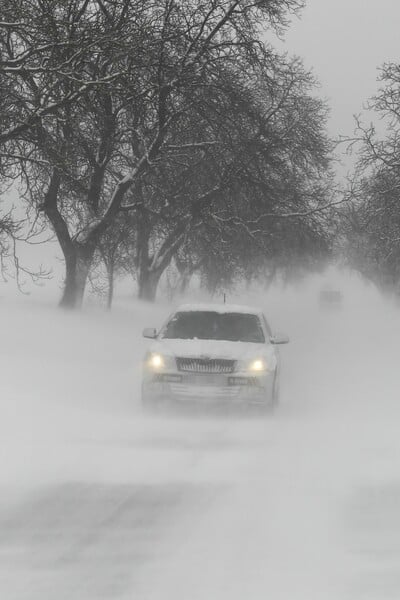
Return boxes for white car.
[141,303,289,411]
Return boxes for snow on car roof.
[175,303,263,315]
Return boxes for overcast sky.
[278,0,400,147]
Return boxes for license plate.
[186,374,225,385]
[228,376,250,386]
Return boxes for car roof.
[174,303,263,316]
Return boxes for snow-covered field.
[1,271,400,599]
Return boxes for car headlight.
[248,358,268,372]
[146,352,165,369]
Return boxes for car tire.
[271,372,280,407]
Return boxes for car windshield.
[161,311,265,343]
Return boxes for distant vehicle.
[141,303,289,411]
[318,289,343,309]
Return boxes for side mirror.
[143,327,157,339]
[270,333,289,345]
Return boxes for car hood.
[148,338,274,361]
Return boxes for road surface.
[1,280,400,599]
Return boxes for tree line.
[343,63,400,296]
[0,0,337,308]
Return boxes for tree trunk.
[138,268,162,302]
[59,244,94,309]
[106,264,114,310]
[178,268,192,295]
[136,217,186,302]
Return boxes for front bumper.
[142,370,274,405]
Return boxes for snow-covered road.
[2,275,400,599]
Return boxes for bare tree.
[108,51,334,301]
[3,0,308,308]
[345,62,400,294]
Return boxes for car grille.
[176,357,235,374]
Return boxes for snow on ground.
[1,270,400,599]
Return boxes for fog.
[1,269,400,599]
